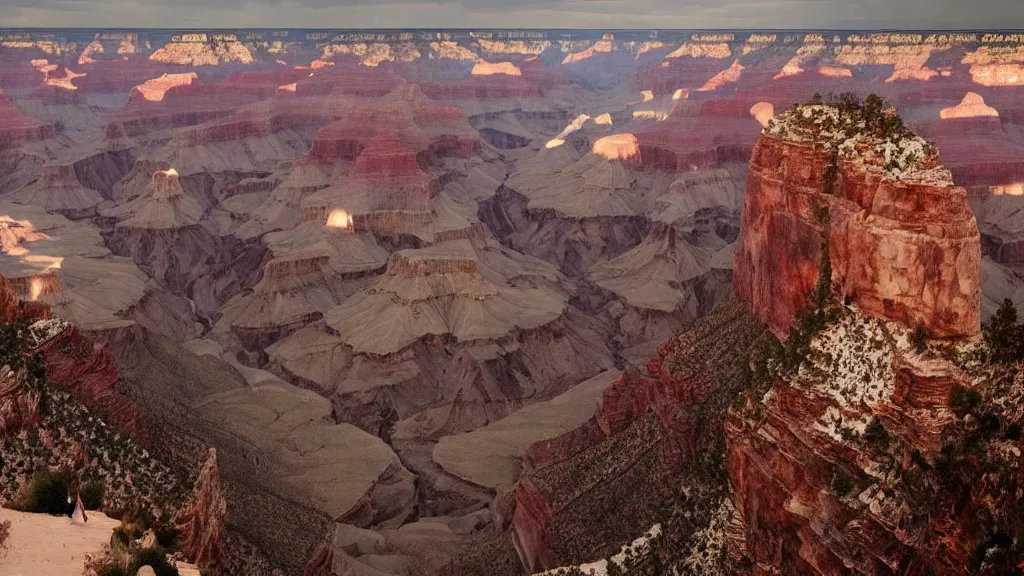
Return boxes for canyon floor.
[1,29,1023,575]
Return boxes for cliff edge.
[734,97,981,340]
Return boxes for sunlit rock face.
[78,32,142,65]
[475,39,550,56]
[561,39,615,64]
[969,63,1024,86]
[818,65,854,78]
[129,72,198,102]
[471,60,522,76]
[320,42,422,67]
[592,133,640,161]
[698,60,744,92]
[149,33,254,66]
[963,44,1024,86]
[940,92,999,119]
[665,41,732,59]
[749,102,775,127]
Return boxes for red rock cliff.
[734,134,981,339]
[0,274,149,444]
[174,447,227,573]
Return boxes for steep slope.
[735,101,981,339]
[727,99,1024,576]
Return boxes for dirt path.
[0,507,119,576]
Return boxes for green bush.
[863,418,889,445]
[910,325,928,354]
[110,527,132,550]
[129,547,180,576]
[949,384,982,419]
[154,523,179,549]
[80,482,105,511]
[24,469,70,515]
[984,299,1024,364]
[94,565,129,576]
[830,470,855,497]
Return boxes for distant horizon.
[3,27,1024,31]
[3,0,1022,31]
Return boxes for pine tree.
[985,298,1023,363]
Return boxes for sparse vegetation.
[85,544,180,576]
[20,468,71,515]
[910,325,928,354]
[0,305,190,521]
[949,383,983,419]
[984,298,1024,364]
[765,92,940,179]
[0,519,10,554]
[830,469,855,497]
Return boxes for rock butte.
[131,72,199,102]
[940,92,999,119]
[749,102,775,127]
[12,163,105,219]
[592,133,640,161]
[735,114,981,339]
[471,60,522,76]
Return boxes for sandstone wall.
[352,210,433,236]
[734,135,981,338]
[386,253,478,276]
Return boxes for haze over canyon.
[0,28,1023,576]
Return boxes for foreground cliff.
[485,97,1023,576]
[734,98,981,340]
[727,98,1024,575]
[0,275,237,575]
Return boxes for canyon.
[0,28,1023,576]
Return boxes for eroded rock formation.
[735,107,982,339]
[174,448,227,573]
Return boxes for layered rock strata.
[735,105,982,339]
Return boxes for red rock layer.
[105,73,283,138]
[0,278,41,437]
[0,276,146,443]
[734,135,982,339]
[635,58,734,94]
[174,447,227,572]
[0,64,45,91]
[633,111,760,171]
[292,65,403,98]
[73,59,170,95]
[302,83,479,195]
[458,304,765,575]
[0,88,55,150]
[36,324,150,444]
[724,352,999,575]
[916,118,1024,188]
[0,364,40,438]
[419,75,542,100]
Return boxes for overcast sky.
[0,0,1022,30]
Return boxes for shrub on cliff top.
[130,547,180,576]
[984,298,1024,364]
[21,468,71,515]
